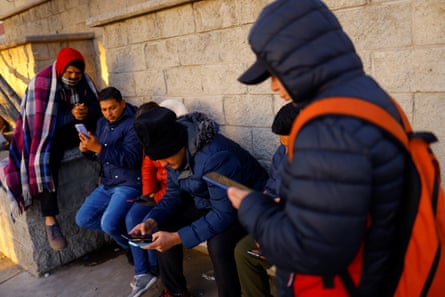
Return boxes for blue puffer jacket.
[94,103,142,188]
[147,112,268,248]
[238,1,406,296]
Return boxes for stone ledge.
[0,32,95,51]
[86,0,198,27]
[0,0,49,21]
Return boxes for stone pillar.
[0,149,107,276]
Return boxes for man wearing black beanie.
[130,107,268,297]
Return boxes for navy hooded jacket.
[146,112,268,248]
[237,1,406,296]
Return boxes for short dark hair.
[98,86,123,102]
[135,101,160,119]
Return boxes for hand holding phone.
[75,123,89,138]
[203,172,252,191]
[247,249,265,259]
[122,234,153,247]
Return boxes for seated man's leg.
[125,201,158,297]
[157,198,204,296]
[38,190,67,250]
[76,184,109,231]
[234,234,273,297]
[101,185,139,249]
[207,219,246,297]
[126,203,157,272]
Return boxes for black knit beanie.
[272,103,301,136]
[133,107,187,160]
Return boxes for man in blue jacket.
[75,86,143,255]
[130,107,268,297]
[228,0,407,296]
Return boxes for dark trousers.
[35,134,65,217]
[158,199,246,297]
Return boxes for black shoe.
[46,223,67,251]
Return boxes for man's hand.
[129,218,158,237]
[140,231,182,252]
[71,103,88,120]
[227,187,251,209]
[79,132,101,154]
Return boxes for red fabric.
[55,48,85,77]
[293,244,364,297]
[141,155,167,203]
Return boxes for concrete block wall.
[92,0,445,169]
[1,0,443,168]
[0,149,106,276]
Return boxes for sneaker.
[46,223,67,251]
[159,288,191,297]
[128,273,158,297]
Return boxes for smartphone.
[247,249,263,258]
[121,234,153,247]
[203,172,252,191]
[75,123,89,138]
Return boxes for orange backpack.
[287,97,445,297]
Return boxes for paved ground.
[0,244,218,297]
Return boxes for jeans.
[75,184,140,249]
[157,199,246,297]
[125,202,158,275]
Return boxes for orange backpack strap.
[288,97,408,161]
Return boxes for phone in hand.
[247,249,264,258]
[121,234,153,247]
[203,172,252,191]
[75,123,89,138]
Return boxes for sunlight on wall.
[0,204,18,264]
[98,42,109,86]
[0,44,36,99]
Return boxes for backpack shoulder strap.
[288,97,409,161]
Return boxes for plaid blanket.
[1,62,96,221]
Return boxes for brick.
[413,1,445,44]
[335,2,411,50]
[156,4,195,38]
[127,14,160,44]
[103,23,129,49]
[324,0,367,10]
[134,69,167,98]
[165,66,204,96]
[224,94,274,127]
[144,40,180,69]
[194,0,238,32]
[177,33,221,65]
[201,64,247,95]
[219,26,252,64]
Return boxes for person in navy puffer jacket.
[228,1,407,297]
[130,107,268,297]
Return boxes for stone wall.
[0,0,444,169]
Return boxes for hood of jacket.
[178,112,219,157]
[244,0,364,103]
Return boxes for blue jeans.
[125,202,158,275]
[75,184,140,249]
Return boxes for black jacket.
[238,0,406,296]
